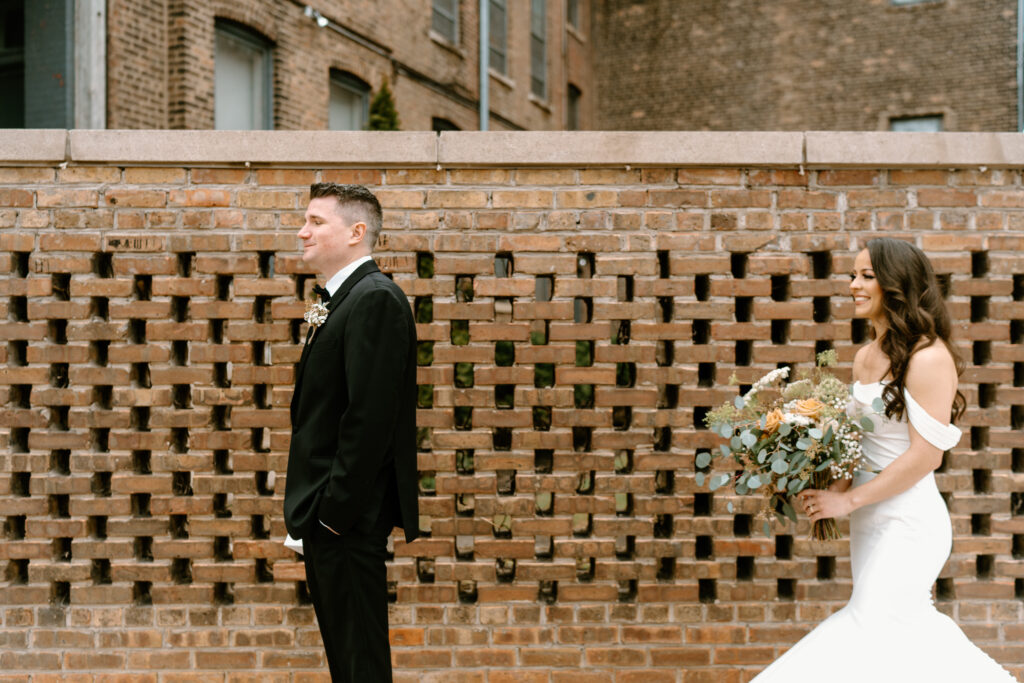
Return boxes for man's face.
[298,197,358,277]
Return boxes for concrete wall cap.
[68,130,438,166]
[438,131,804,166]
[0,130,68,163]
[4,130,1024,168]
[806,132,1024,167]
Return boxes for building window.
[530,0,546,98]
[889,115,942,132]
[890,0,940,4]
[328,71,370,130]
[214,20,273,130]
[489,0,507,74]
[0,0,25,128]
[567,0,580,29]
[432,0,459,44]
[567,83,581,130]
[432,117,460,132]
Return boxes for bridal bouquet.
[696,351,870,540]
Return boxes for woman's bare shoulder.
[906,340,957,390]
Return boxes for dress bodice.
[850,381,962,472]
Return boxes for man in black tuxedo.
[284,183,419,681]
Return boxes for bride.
[752,238,1016,682]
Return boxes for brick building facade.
[4,0,1018,132]
[1,129,1022,679]
[102,0,594,132]
[593,0,1018,132]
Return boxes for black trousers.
[303,523,392,682]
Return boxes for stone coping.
[1,130,1023,167]
[0,129,67,163]
[68,130,438,165]
[436,131,803,166]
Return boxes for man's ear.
[348,222,367,245]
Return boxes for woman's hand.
[797,488,855,522]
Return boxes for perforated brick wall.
[1,131,1023,682]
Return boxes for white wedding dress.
[753,381,1017,682]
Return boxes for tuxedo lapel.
[326,260,379,312]
[291,260,381,413]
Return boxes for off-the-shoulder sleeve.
[904,388,961,451]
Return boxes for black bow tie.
[312,284,331,303]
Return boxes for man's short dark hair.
[309,182,383,248]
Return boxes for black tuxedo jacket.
[284,260,419,544]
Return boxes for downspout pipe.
[479,0,489,131]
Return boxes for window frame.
[530,0,547,100]
[489,0,508,75]
[888,114,943,132]
[566,0,580,30]
[328,70,371,131]
[431,0,459,45]
[214,19,273,130]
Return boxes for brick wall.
[107,0,590,132]
[594,0,1017,132]
[1,130,1023,681]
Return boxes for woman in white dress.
[753,238,1017,682]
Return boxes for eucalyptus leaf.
[709,474,730,491]
[747,474,762,490]
[719,423,734,439]
[695,451,712,469]
[734,395,745,410]
[696,471,706,487]
[781,501,797,523]
[778,423,792,436]
[823,426,834,446]
[730,436,743,451]
[871,397,885,413]
[860,416,875,432]
[789,456,808,474]
[762,520,772,537]
[796,438,812,450]
[727,501,735,513]
[736,482,749,495]
[777,476,788,491]
[757,449,768,464]
[787,478,805,494]
[741,431,757,448]
[815,460,832,472]
[720,445,731,458]
[771,459,789,474]
[808,428,823,439]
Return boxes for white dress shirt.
[324,254,374,298]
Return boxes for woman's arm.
[800,343,957,521]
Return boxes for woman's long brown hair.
[866,238,966,423]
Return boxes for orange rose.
[792,398,825,420]
[763,409,785,434]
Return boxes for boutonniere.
[303,299,329,328]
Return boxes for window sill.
[429,30,465,58]
[529,92,551,113]
[489,69,515,90]
[566,24,586,43]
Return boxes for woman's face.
[850,249,884,323]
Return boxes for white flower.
[782,412,812,427]
[304,301,329,328]
[743,366,790,401]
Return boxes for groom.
[284,183,419,681]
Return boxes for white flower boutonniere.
[303,300,329,328]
